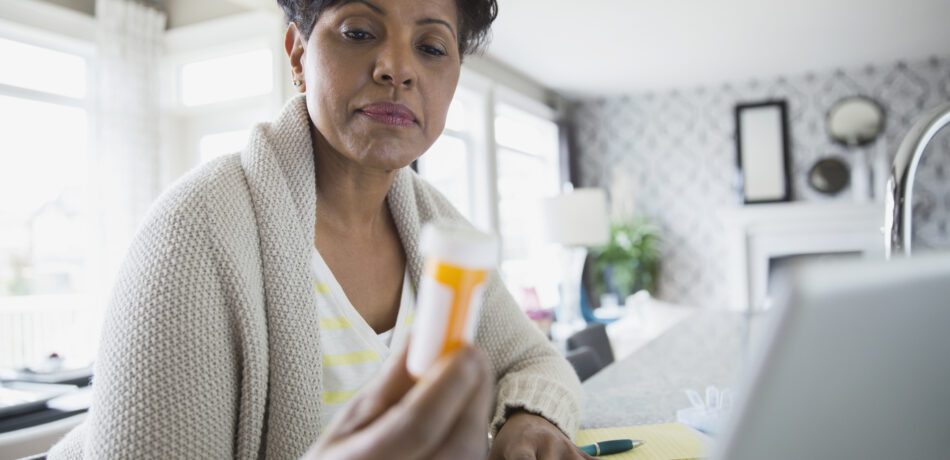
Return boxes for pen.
[579,438,644,456]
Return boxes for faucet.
[884,102,950,259]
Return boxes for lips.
[358,102,418,127]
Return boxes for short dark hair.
[276,0,498,56]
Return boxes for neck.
[311,129,398,237]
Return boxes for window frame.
[420,67,565,308]
[0,4,100,368]
[491,89,563,307]
[417,85,483,222]
[161,11,289,183]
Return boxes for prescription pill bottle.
[407,222,499,378]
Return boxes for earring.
[293,78,303,87]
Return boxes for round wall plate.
[808,157,850,195]
[827,96,886,147]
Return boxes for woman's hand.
[304,343,494,460]
[489,411,594,460]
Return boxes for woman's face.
[286,0,461,171]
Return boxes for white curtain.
[94,0,166,287]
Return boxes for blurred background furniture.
[566,323,615,368]
[565,346,604,382]
[0,362,92,460]
[0,412,85,460]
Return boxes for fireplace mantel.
[720,201,885,312]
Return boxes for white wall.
[571,55,950,309]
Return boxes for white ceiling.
[165,0,275,28]
[484,0,950,97]
[37,0,948,97]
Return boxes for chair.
[565,346,604,382]
[566,323,615,366]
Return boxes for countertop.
[581,310,770,428]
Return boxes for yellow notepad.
[576,423,708,460]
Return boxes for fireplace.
[721,202,884,312]
[765,251,861,309]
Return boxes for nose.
[372,42,416,89]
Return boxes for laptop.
[713,252,950,460]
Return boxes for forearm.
[490,352,582,438]
[475,274,582,439]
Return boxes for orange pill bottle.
[407,222,499,377]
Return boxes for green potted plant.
[589,217,661,301]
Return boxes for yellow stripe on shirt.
[320,317,351,330]
[323,350,380,366]
[313,281,331,294]
[323,390,357,405]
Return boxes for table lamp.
[540,188,609,341]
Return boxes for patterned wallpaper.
[570,56,950,309]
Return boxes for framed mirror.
[827,96,885,146]
[808,157,850,195]
[735,100,792,204]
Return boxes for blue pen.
[579,439,644,456]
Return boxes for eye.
[342,29,374,41]
[417,44,447,57]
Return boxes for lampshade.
[539,188,610,247]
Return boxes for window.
[0,96,89,297]
[0,33,94,368]
[180,48,273,107]
[417,96,476,221]
[417,84,563,309]
[0,37,86,98]
[0,47,90,299]
[494,103,561,307]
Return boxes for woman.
[50,0,586,458]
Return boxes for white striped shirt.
[310,248,414,428]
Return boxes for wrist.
[501,409,561,434]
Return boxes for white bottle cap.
[420,221,499,269]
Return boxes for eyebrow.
[416,18,456,37]
[341,0,384,15]
[340,0,457,37]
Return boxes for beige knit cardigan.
[49,95,581,459]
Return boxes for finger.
[488,437,534,460]
[427,349,494,460]
[327,340,415,436]
[493,446,534,460]
[538,438,583,460]
[575,441,597,460]
[533,437,565,460]
[536,438,557,460]
[492,429,583,460]
[371,346,485,458]
[554,438,595,460]
[361,345,488,458]
[542,433,591,460]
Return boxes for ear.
[284,23,306,91]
